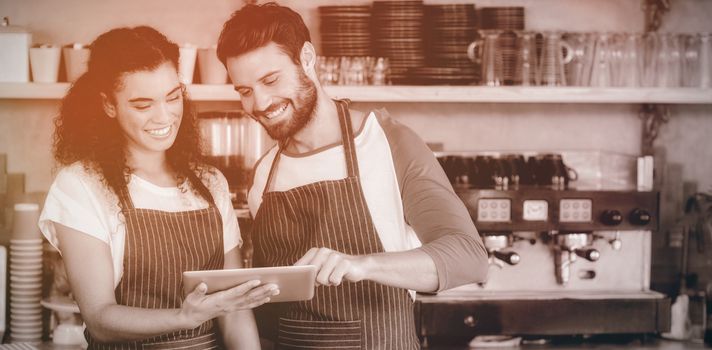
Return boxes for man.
[216,3,488,348]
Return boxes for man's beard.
[261,70,317,142]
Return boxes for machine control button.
[559,199,592,222]
[629,208,652,226]
[477,199,511,222]
[600,209,623,226]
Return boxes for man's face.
[225,42,317,141]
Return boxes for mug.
[535,154,578,189]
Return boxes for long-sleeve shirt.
[248,108,487,291]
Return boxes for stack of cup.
[29,44,61,83]
[9,203,43,344]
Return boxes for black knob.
[574,248,600,262]
[600,209,623,226]
[493,251,520,265]
[629,208,652,226]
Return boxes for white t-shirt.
[249,111,421,253]
[39,162,241,288]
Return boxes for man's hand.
[293,247,368,286]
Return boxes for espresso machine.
[415,151,669,346]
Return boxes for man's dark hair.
[217,2,311,66]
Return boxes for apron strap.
[262,143,284,196]
[335,99,359,178]
[118,186,135,211]
[187,170,218,208]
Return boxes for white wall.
[0,0,710,193]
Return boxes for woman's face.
[106,61,183,157]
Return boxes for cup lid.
[31,43,59,48]
[64,43,88,49]
[14,203,39,211]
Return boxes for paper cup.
[179,46,197,84]
[30,46,61,83]
[11,203,41,240]
[198,47,227,84]
[63,44,90,82]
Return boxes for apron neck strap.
[335,99,359,178]
[118,185,135,211]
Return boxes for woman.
[38,26,278,349]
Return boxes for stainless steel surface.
[198,110,273,205]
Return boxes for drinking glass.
[589,33,614,87]
[563,32,596,86]
[656,33,683,87]
[619,33,644,87]
[515,31,539,86]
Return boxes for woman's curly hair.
[53,26,213,207]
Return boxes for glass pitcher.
[468,30,504,86]
[538,31,573,86]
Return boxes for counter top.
[424,336,709,350]
[8,336,709,349]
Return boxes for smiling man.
[217,3,488,349]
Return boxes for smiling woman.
[104,62,184,161]
[37,26,279,349]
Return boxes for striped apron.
[86,174,225,350]
[251,100,420,349]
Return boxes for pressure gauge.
[522,200,548,221]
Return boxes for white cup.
[12,203,40,240]
[29,45,61,83]
[53,324,87,346]
[178,45,198,84]
[62,44,90,82]
[198,47,227,84]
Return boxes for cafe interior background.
[0,0,711,347]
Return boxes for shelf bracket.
[639,104,670,156]
[642,0,671,32]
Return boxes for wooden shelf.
[1,83,711,104]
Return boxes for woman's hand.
[179,280,279,329]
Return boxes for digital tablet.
[183,265,317,303]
